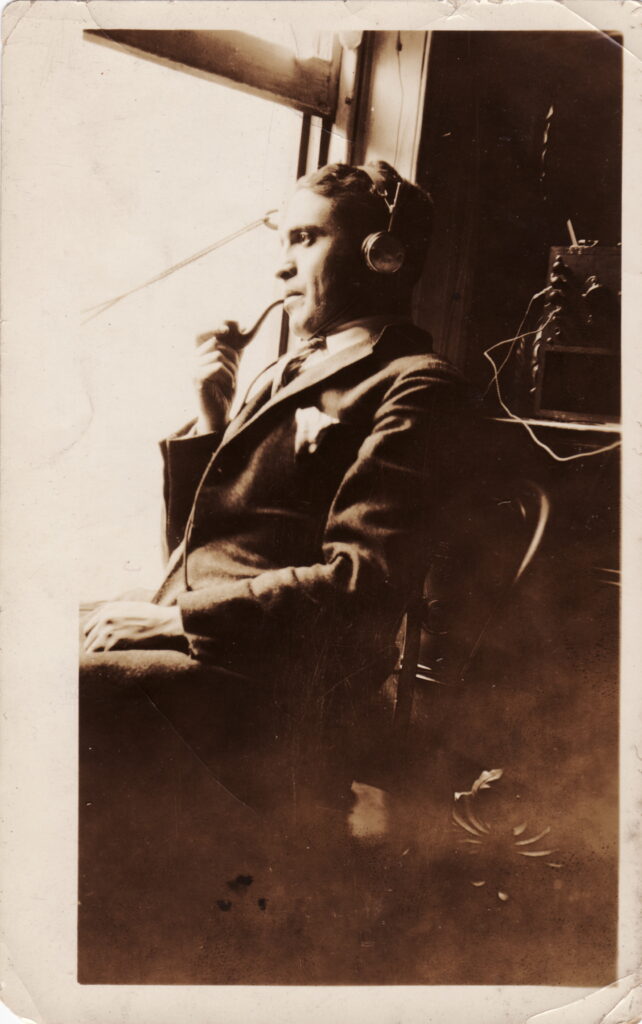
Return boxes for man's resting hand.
[193,323,243,434]
[82,601,183,653]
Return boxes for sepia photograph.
[1,2,640,1022]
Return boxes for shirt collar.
[324,314,413,355]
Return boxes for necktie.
[274,336,327,393]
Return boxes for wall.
[352,30,429,180]
[414,31,622,391]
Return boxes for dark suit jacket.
[154,322,473,705]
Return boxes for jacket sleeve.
[159,423,222,558]
[175,366,474,655]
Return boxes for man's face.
[276,188,367,339]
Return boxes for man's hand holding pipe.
[193,321,243,434]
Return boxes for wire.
[81,213,278,325]
[483,319,621,463]
[481,287,550,398]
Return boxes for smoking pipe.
[224,299,284,352]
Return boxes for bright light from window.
[65,39,302,597]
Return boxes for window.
[74,36,304,597]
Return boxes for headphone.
[361,176,406,275]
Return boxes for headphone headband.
[360,168,403,227]
[377,180,402,232]
[360,168,406,275]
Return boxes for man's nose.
[276,257,296,282]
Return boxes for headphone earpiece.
[361,231,405,274]
[361,177,406,275]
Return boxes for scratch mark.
[526,972,641,1023]
[137,686,261,819]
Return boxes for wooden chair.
[392,477,551,733]
[345,476,550,839]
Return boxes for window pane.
[72,42,302,597]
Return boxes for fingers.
[103,631,119,653]
[194,334,239,382]
[192,325,242,434]
[82,604,109,639]
[82,602,121,653]
[83,614,114,652]
[195,349,238,378]
[81,602,176,654]
[85,631,118,654]
[83,622,115,653]
[194,369,236,410]
[83,625,100,651]
[83,614,98,637]
[194,356,236,393]
[196,321,245,354]
[193,350,239,415]
[195,339,242,366]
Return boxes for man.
[80,161,473,804]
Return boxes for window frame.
[84,29,343,120]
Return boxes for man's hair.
[297,161,434,285]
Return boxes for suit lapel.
[221,335,376,448]
[227,375,275,435]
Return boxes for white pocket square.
[294,406,340,455]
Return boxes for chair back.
[393,478,550,733]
